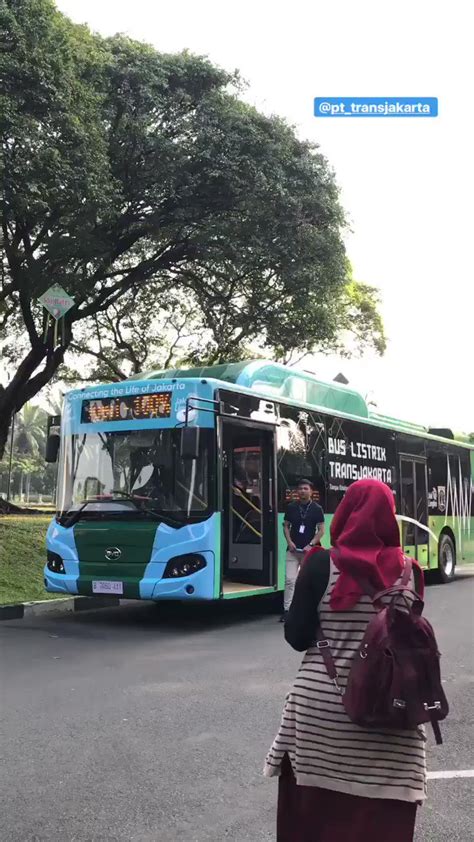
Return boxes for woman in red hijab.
[264,479,426,842]
[330,478,424,609]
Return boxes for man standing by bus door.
[281,479,325,621]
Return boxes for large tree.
[0,0,385,459]
[62,269,385,384]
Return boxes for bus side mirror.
[46,414,61,463]
[45,434,60,463]
[180,427,200,460]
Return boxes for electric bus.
[44,360,474,601]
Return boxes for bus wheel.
[436,533,456,583]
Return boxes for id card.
[299,524,305,534]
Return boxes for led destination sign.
[81,391,172,423]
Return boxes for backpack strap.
[357,577,384,611]
[364,557,414,611]
[314,626,343,694]
[401,556,413,586]
[315,558,413,691]
[430,717,443,745]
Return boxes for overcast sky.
[55,0,473,431]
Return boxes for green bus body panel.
[126,360,252,384]
[74,521,158,598]
[222,587,276,600]
[213,512,222,599]
[276,513,286,591]
[276,513,471,576]
[429,516,474,564]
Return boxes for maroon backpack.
[316,558,449,744]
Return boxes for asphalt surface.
[0,574,473,842]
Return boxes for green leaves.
[0,0,385,458]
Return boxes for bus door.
[399,456,429,567]
[221,421,276,590]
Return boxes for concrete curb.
[0,595,121,622]
[2,565,473,622]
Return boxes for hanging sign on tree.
[38,284,75,319]
[38,284,75,348]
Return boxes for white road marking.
[428,770,474,780]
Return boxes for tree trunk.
[0,409,11,464]
[0,338,68,460]
[0,496,54,514]
[0,497,24,514]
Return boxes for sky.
[54,0,473,431]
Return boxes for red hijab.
[329,479,420,611]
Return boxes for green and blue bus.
[44,360,474,601]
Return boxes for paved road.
[1,574,473,842]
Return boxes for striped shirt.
[264,556,427,803]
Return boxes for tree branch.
[31,209,61,252]
[69,342,126,381]
[72,241,194,321]
[15,346,67,408]
[0,281,15,302]
[18,289,41,347]
[163,317,193,368]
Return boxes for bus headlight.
[163,554,206,578]
[47,551,65,574]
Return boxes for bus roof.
[128,360,368,417]
[127,359,472,446]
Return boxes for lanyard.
[299,502,312,522]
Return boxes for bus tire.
[435,533,456,583]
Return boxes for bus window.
[231,446,262,545]
[400,459,416,546]
[56,429,213,522]
[400,457,429,562]
[415,461,428,545]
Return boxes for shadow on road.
[3,573,471,639]
[1,591,284,639]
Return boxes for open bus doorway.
[221,421,276,594]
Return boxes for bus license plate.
[92,581,123,595]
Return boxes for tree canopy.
[63,268,385,385]
[0,0,385,458]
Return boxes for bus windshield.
[57,428,212,522]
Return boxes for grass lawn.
[0,514,63,605]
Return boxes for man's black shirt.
[284,500,325,550]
